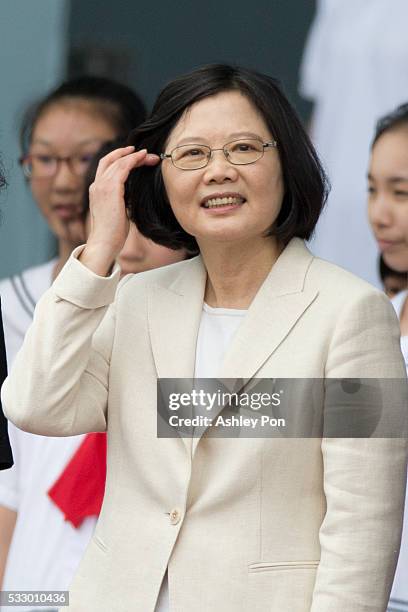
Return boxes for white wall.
[0,0,69,278]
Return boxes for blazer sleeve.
[0,300,13,469]
[311,289,408,612]
[1,247,122,436]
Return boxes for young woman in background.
[368,102,408,611]
[0,76,149,603]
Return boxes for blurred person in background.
[300,0,408,287]
[378,254,407,299]
[368,103,408,611]
[0,160,13,472]
[0,76,148,605]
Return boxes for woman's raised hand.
[79,146,160,276]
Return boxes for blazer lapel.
[191,238,318,456]
[221,238,318,380]
[148,256,206,379]
[148,256,206,453]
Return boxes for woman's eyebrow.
[367,173,408,184]
[31,137,104,147]
[387,176,408,184]
[175,131,264,147]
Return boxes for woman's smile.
[201,191,246,212]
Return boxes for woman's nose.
[52,160,82,191]
[202,150,239,184]
[369,192,393,228]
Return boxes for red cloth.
[47,432,107,528]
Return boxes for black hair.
[20,76,147,154]
[125,64,329,252]
[372,103,408,148]
[379,254,408,283]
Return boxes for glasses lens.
[226,139,264,165]
[71,153,96,176]
[27,154,57,178]
[172,144,210,169]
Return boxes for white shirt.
[194,302,247,377]
[155,303,247,612]
[0,260,94,611]
[390,290,408,609]
[300,0,408,286]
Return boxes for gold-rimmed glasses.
[160,138,277,170]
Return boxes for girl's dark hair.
[125,63,329,252]
[20,76,147,154]
[372,103,408,148]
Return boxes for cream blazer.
[2,238,407,612]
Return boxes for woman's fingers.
[84,147,161,272]
[95,145,135,175]
[144,153,161,165]
[97,149,160,180]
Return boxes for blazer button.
[169,508,181,525]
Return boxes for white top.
[390,290,408,609]
[155,303,247,612]
[0,260,93,611]
[194,302,248,377]
[300,0,408,286]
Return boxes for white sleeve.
[311,289,408,611]
[1,246,122,437]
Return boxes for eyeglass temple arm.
[264,140,277,148]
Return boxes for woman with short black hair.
[3,64,407,612]
[127,64,327,252]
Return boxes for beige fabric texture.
[2,238,407,612]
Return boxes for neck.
[200,236,284,309]
[52,238,79,280]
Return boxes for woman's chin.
[383,251,408,274]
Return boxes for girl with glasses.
[2,64,407,612]
[0,77,148,603]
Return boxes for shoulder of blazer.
[116,255,206,301]
[306,254,385,303]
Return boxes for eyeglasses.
[160,138,278,170]
[19,152,96,179]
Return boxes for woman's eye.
[182,148,205,158]
[36,155,54,165]
[234,143,255,152]
[367,186,376,195]
[79,154,95,164]
[394,190,408,198]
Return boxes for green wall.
[0,0,69,279]
[68,0,315,118]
